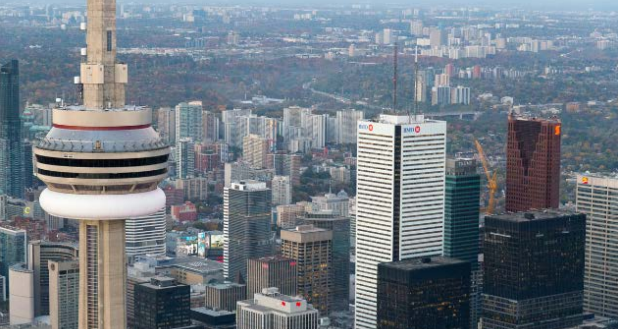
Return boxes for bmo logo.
[359,123,374,131]
[403,126,422,134]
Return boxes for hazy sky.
[18,0,618,11]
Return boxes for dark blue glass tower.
[0,60,24,198]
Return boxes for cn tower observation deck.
[33,0,169,327]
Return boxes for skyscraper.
[575,174,618,319]
[271,175,292,206]
[506,115,561,212]
[0,225,27,291]
[482,211,585,329]
[281,225,333,315]
[247,256,298,298]
[444,158,480,266]
[0,60,24,198]
[49,260,79,329]
[377,257,471,329]
[125,208,166,262]
[355,115,447,329]
[243,134,269,169]
[28,241,78,317]
[33,0,170,327]
[336,109,364,145]
[444,158,481,328]
[300,212,351,312]
[176,137,196,179]
[236,288,319,329]
[133,277,192,329]
[224,181,273,281]
[175,101,203,145]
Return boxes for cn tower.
[33,0,169,327]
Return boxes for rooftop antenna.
[392,43,398,113]
[413,45,420,118]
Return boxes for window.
[107,31,112,52]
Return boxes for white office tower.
[354,114,447,329]
[576,174,618,319]
[236,287,319,329]
[32,0,170,327]
[271,176,292,206]
[125,208,166,262]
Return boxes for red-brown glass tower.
[506,115,561,212]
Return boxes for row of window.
[36,154,169,168]
[38,168,167,179]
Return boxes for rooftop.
[379,256,468,271]
[173,259,224,274]
[487,209,582,223]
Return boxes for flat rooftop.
[379,256,468,271]
[487,210,581,223]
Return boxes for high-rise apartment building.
[133,277,192,329]
[482,211,585,329]
[575,174,618,319]
[222,108,252,148]
[355,115,447,329]
[267,152,301,185]
[125,208,166,262]
[0,60,24,198]
[275,203,307,229]
[236,288,319,329]
[0,225,27,291]
[506,115,561,212]
[336,109,364,145]
[243,134,269,169]
[28,241,78,317]
[247,256,298,298]
[271,175,292,206]
[377,257,471,329]
[224,181,274,281]
[9,263,34,325]
[176,137,196,179]
[49,260,79,329]
[33,0,170,327]
[300,212,351,312]
[175,101,203,145]
[156,107,176,145]
[310,190,350,217]
[202,110,220,143]
[281,225,333,315]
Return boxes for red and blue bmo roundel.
[415,125,421,133]
[368,124,374,131]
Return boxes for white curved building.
[126,208,167,261]
[32,0,169,327]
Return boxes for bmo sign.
[403,126,422,134]
[358,123,374,132]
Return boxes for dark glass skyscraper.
[444,158,481,329]
[482,211,585,329]
[377,257,471,329]
[133,277,192,329]
[0,60,24,198]
[444,158,480,266]
[506,115,561,212]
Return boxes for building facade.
[133,277,192,329]
[271,175,292,206]
[236,288,319,329]
[126,208,167,262]
[247,256,298,298]
[482,211,585,329]
[575,174,618,319]
[243,134,269,169]
[506,115,561,212]
[0,60,24,198]
[223,181,274,281]
[205,282,246,312]
[300,212,351,312]
[28,241,78,317]
[48,260,79,329]
[281,225,333,315]
[355,115,447,329]
[377,257,471,329]
[0,225,27,291]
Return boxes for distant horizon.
[10,0,618,11]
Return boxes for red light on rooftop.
[281,302,286,306]
[296,302,302,307]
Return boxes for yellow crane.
[475,140,498,215]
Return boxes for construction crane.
[475,139,498,215]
